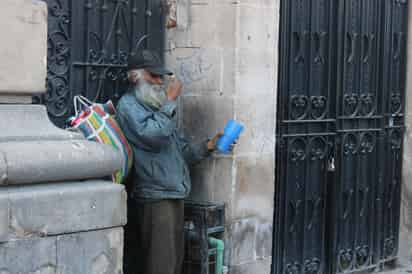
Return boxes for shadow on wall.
[401,126,412,263]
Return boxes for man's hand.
[207,132,224,151]
[167,77,183,101]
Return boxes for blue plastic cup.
[217,120,244,153]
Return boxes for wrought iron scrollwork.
[289,200,303,233]
[393,32,404,61]
[290,95,309,120]
[290,138,307,162]
[89,32,104,63]
[359,93,375,116]
[359,133,375,154]
[44,0,71,118]
[355,245,370,267]
[388,175,400,211]
[342,93,375,117]
[358,187,370,217]
[390,129,402,151]
[342,189,354,220]
[390,93,402,114]
[343,94,359,116]
[338,249,353,271]
[347,32,358,64]
[311,96,327,119]
[290,95,328,120]
[309,137,328,161]
[383,237,396,257]
[313,31,327,64]
[285,261,301,274]
[307,197,322,231]
[343,133,358,155]
[48,32,70,75]
[45,76,70,117]
[293,31,308,64]
[304,258,321,274]
[362,33,375,64]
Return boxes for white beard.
[133,78,168,110]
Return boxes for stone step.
[0,227,123,274]
[0,180,127,242]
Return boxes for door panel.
[380,0,408,263]
[274,0,409,273]
[331,0,382,272]
[274,0,335,273]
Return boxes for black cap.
[127,50,173,76]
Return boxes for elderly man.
[116,50,221,274]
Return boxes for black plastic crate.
[184,200,225,234]
[183,201,225,274]
[184,248,217,274]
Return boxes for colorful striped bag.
[71,96,133,184]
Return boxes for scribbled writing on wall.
[175,49,214,86]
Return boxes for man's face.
[128,68,168,109]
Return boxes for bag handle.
[73,95,93,115]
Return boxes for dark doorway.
[39,0,166,128]
[273,0,408,273]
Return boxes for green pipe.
[209,237,224,274]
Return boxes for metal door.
[39,0,166,127]
[273,0,408,273]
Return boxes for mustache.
[133,78,168,109]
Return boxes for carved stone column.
[0,1,126,273]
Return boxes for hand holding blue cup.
[217,120,244,153]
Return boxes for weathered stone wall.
[165,0,279,273]
[0,182,127,274]
[399,0,412,266]
[0,1,127,273]
[0,0,47,101]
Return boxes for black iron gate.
[39,0,165,127]
[273,0,408,273]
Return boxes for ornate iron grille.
[273,0,408,273]
[39,0,165,127]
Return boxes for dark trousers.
[125,199,185,274]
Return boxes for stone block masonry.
[4,181,126,239]
[165,0,280,273]
[0,181,126,274]
[0,1,127,273]
[56,228,124,274]
[0,0,47,99]
[0,228,123,274]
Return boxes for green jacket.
[116,92,210,200]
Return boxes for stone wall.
[399,0,412,266]
[0,0,47,102]
[165,0,279,273]
[0,182,127,274]
[0,1,127,273]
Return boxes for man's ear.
[128,70,140,84]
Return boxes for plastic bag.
[71,95,133,184]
